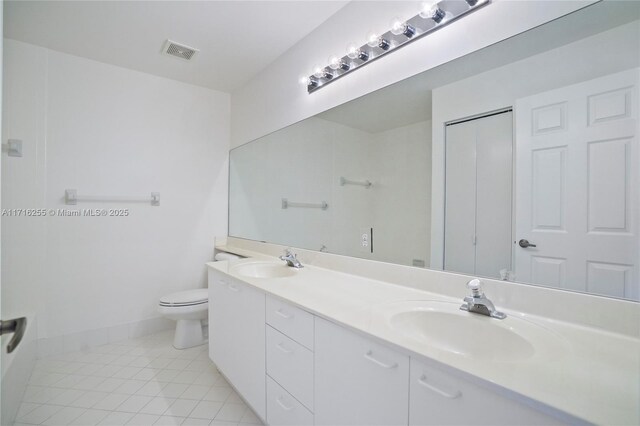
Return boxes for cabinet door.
[209,269,266,420]
[314,317,409,426]
[409,358,563,425]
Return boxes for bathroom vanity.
[207,248,639,426]
[210,2,640,425]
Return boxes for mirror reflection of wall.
[230,115,432,267]
[229,1,640,302]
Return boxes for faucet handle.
[466,278,483,296]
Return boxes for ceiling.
[4,1,348,93]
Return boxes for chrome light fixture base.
[304,0,489,93]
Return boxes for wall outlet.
[359,227,373,254]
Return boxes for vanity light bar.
[302,0,489,94]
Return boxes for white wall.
[1,9,39,425]
[229,117,374,257]
[229,117,431,266]
[2,39,230,349]
[429,20,640,268]
[371,120,431,267]
[230,0,595,149]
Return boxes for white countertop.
[208,255,640,425]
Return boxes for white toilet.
[159,252,242,349]
[158,289,209,349]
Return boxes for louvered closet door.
[514,69,639,300]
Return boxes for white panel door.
[515,69,639,300]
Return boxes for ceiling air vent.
[162,40,199,61]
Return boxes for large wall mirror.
[229,1,640,302]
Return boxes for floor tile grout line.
[15,332,258,426]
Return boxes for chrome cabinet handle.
[275,309,293,319]
[0,317,27,354]
[276,343,293,354]
[219,280,240,292]
[518,239,537,248]
[418,375,462,399]
[276,396,293,411]
[364,350,398,369]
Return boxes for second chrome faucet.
[460,279,506,319]
[279,249,304,269]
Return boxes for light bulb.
[419,1,446,23]
[346,43,368,61]
[328,56,341,70]
[313,65,333,80]
[328,55,349,71]
[300,76,318,88]
[367,32,379,48]
[390,17,415,38]
[390,18,405,35]
[346,43,359,59]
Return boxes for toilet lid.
[160,289,208,306]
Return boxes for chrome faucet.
[279,249,303,269]
[459,279,506,319]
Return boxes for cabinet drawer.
[267,376,314,426]
[266,326,314,410]
[266,296,314,350]
[409,358,563,425]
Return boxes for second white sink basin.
[378,301,566,363]
[232,261,297,279]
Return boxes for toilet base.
[173,319,205,349]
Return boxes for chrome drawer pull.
[275,309,293,319]
[276,396,293,411]
[276,343,293,354]
[364,350,398,369]
[418,375,462,399]
[227,283,240,292]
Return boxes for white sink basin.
[379,301,565,362]
[232,261,297,279]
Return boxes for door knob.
[518,239,537,248]
[0,317,27,353]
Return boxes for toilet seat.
[159,289,208,307]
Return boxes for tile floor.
[12,331,263,426]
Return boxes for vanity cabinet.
[409,358,562,426]
[209,268,570,426]
[266,326,314,410]
[208,270,266,420]
[314,317,410,426]
[264,296,315,425]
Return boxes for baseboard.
[37,317,174,359]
